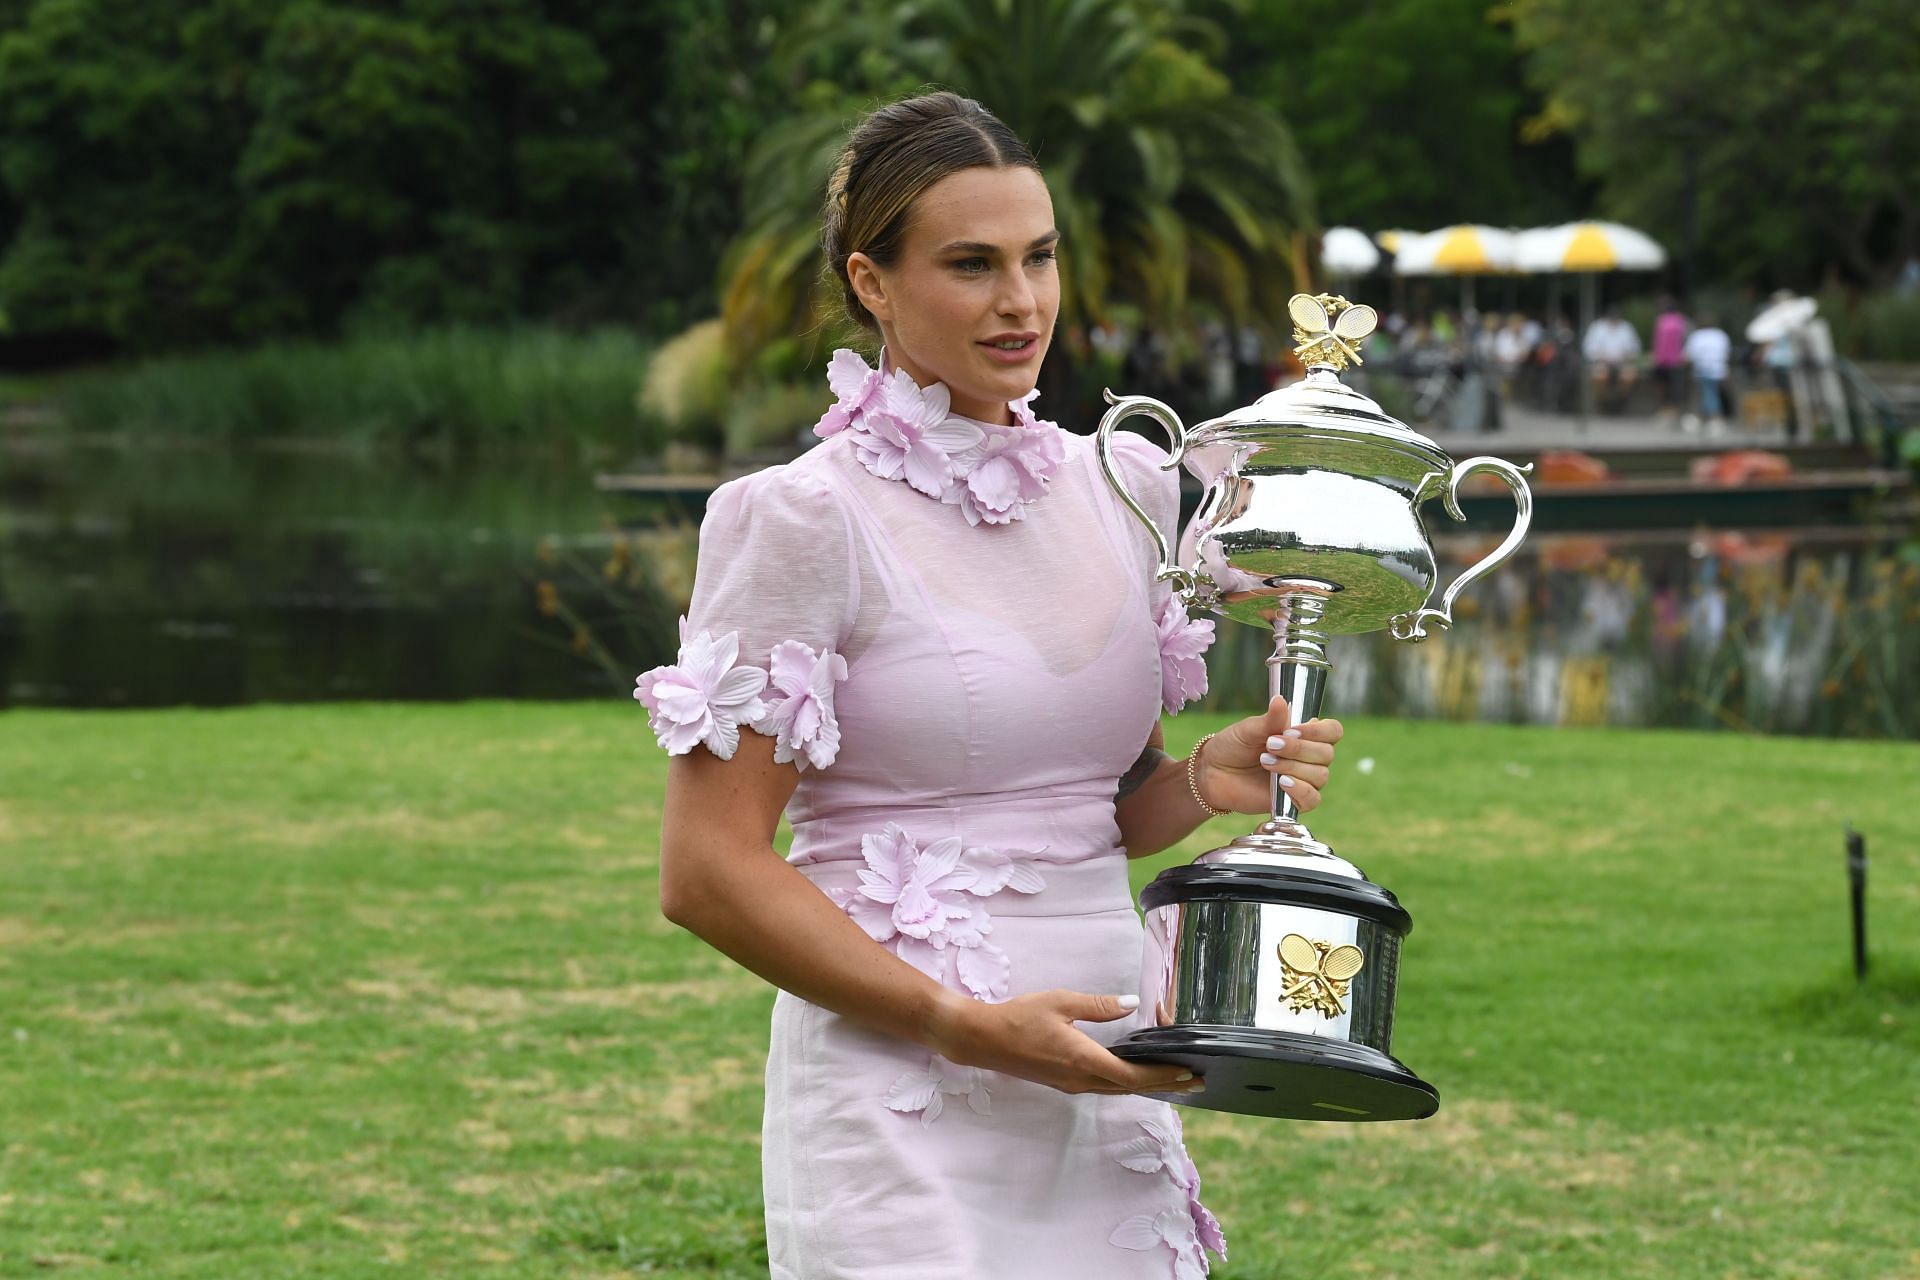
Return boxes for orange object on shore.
[1533,450,1614,486]
[1705,532,1792,565]
[1688,450,1794,486]
[1541,535,1613,571]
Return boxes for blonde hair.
[821,91,1041,332]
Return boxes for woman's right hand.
[926,988,1204,1097]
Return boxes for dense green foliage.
[0,1,781,351]
[1226,0,1590,233]
[722,0,1315,367]
[52,326,657,454]
[0,0,1913,360]
[1509,0,1920,289]
[1,702,1915,1274]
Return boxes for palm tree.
[718,0,1317,416]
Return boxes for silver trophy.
[1099,293,1533,1122]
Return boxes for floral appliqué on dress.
[823,822,1044,1001]
[1109,1111,1228,1277]
[882,1053,993,1128]
[813,348,1066,524]
[633,617,847,770]
[821,821,1047,1125]
[1155,595,1216,714]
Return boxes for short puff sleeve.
[1106,431,1215,715]
[634,465,854,768]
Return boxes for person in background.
[1582,306,1642,413]
[1472,310,1501,364]
[1765,329,1799,442]
[1682,311,1732,437]
[1650,296,1690,429]
[1536,313,1578,413]
[1492,313,1533,404]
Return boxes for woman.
[637,91,1343,1278]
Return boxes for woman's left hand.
[1195,695,1343,816]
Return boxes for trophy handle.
[1097,388,1199,603]
[1389,457,1534,642]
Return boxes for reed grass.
[48,326,660,457]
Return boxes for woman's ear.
[846,252,892,325]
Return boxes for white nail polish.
[1279,775,1296,788]
[1265,735,1285,751]
[1259,752,1278,766]
[1116,993,1140,1010]
[1282,728,1302,739]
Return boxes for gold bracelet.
[1186,732,1229,819]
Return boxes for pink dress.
[636,349,1224,1279]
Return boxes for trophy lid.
[1188,294,1449,471]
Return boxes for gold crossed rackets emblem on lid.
[1289,292,1377,373]
[1278,933,1366,1018]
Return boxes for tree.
[1223,0,1590,233]
[718,0,1317,406]
[0,0,795,352]
[1509,0,1920,288]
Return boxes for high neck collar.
[812,346,1067,527]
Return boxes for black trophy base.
[1110,1025,1438,1122]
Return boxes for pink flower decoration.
[1108,1208,1209,1280]
[1155,595,1216,714]
[633,617,770,759]
[1187,1176,1226,1259]
[753,639,848,771]
[813,349,885,439]
[883,1053,992,1126]
[852,370,985,499]
[1114,1113,1228,1265]
[957,844,1048,896]
[824,823,1044,1000]
[1115,1116,1188,1177]
[813,347,1069,521]
[942,413,1068,526]
[1168,1109,1228,1259]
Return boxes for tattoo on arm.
[1115,745,1170,802]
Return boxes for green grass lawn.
[2,703,1916,1278]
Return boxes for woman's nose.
[996,269,1036,318]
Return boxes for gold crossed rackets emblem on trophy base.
[1278,933,1366,1018]
[1289,292,1378,373]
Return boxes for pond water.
[0,440,650,708]
[1205,528,1918,739]
[3,439,1914,737]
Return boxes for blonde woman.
[638,91,1343,1278]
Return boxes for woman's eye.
[952,251,1055,274]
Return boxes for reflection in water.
[0,440,681,707]
[6,438,1915,735]
[1207,532,1919,739]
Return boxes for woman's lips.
[978,338,1038,365]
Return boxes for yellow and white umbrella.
[1512,221,1665,273]
[1510,222,1667,430]
[1375,229,1415,256]
[1320,226,1381,276]
[1393,224,1517,277]
[1393,224,1516,312]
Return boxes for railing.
[1835,358,1915,468]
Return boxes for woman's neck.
[878,345,1013,427]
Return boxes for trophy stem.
[1263,593,1333,826]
